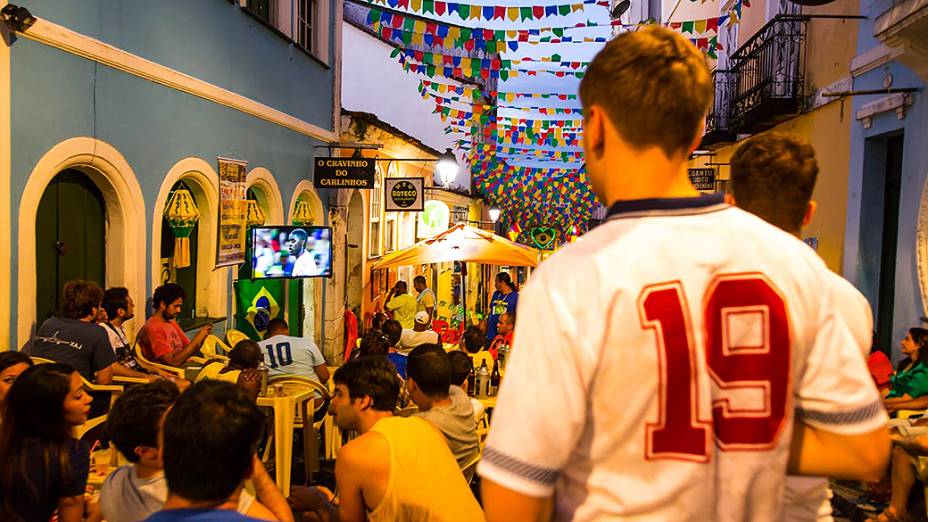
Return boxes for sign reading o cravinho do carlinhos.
[313,157,375,188]
[385,178,424,212]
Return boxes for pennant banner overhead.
[364,0,608,22]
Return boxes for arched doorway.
[346,191,364,315]
[160,180,200,319]
[291,188,324,346]
[35,169,106,322]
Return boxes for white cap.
[415,311,430,325]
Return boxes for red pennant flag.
[398,0,408,7]
[484,29,494,39]
[493,6,505,19]
[435,1,446,14]
[533,5,544,17]
[413,50,424,61]
[426,22,438,34]
[697,37,708,49]
[491,58,501,69]
[464,39,475,51]
[670,21,682,29]
[443,54,453,65]
[453,67,463,76]
[706,17,719,32]
[556,71,566,77]
[480,69,490,80]
[391,15,403,28]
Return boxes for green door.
[35,169,106,322]
[160,213,198,320]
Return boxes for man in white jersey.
[259,319,329,396]
[478,27,890,522]
[288,228,319,277]
[728,132,874,522]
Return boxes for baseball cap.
[415,311,430,325]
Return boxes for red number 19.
[639,274,790,460]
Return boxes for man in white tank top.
[727,132,875,522]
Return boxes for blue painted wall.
[844,0,928,361]
[8,0,337,347]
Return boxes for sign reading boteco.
[313,157,375,188]
[385,178,424,212]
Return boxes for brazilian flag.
[234,279,302,340]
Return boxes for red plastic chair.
[432,319,449,337]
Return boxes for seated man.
[259,318,329,385]
[406,344,479,470]
[138,284,212,367]
[288,357,483,521]
[380,319,409,379]
[487,311,515,361]
[196,340,262,400]
[100,287,185,386]
[150,381,283,521]
[398,312,441,350]
[461,326,486,355]
[447,350,485,422]
[101,381,290,522]
[25,280,116,387]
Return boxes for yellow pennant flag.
[411,0,423,11]
[506,30,517,38]
[414,20,426,32]
[571,4,583,12]
[507,7,519,21]
[470,8,481,20]
[695,19,708,33]
[449,27,460,40]
[461,57,471,70]
[412,32,424,46]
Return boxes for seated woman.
[0,363,94,522]
[0,351,33,404]
[884,328,928,414]
[195,340,261,400]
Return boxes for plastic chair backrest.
[432,320,449,336]
[194,362,240,383]
[267,375,330,418]
[226,329,250,348]
[132,341,185,378]
[202,334,232,359]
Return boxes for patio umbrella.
[371,224,539,269]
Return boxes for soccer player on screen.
[477,27,889,522]
[288,228,319,277]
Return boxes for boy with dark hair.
[448,350,485,422]
[195,340,263,400]
[152,381,287,521]
[101,381,288,522]
[462,326,486,354]
[138,283,212,367]
[25,280,116,386]
[407,344,479,470]
[289,356,483,521]
[99,287,164,384]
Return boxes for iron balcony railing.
[702,69,737,147]
[729,15,808,133]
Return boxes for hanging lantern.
[164,188,200,269]
[291,200,314,226]
[245,199,266,227]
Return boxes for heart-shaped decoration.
[530,226,557,249]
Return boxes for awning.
[371,224,540,269]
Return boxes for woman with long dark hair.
[0,363,93,522]
[883,328,928,413]
[0,351,33,404]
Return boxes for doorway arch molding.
[17,137,146,346]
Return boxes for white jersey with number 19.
[477,195,886,522]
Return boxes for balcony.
[701,69,737,149]
[729,15,808,134]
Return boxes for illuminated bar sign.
[687,168,716,192]
[313,157,375,188]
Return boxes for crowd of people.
[4,24,927,522]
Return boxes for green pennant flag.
[461,28,472,40]
[553,28,564,37]
[390,47,401,58]
[423,0,434,14]
[369,7,382,21]
[540,36,551,42]
[501,59,512,69]
[458,4,470,18]
[495,30,505,39]
[427,64,436,76]
[551,53,561,61]
[442,106,451,116]
[520,6,532,20]
[401,31,413,45]
[558,4,570,15]
[403,17,415,31]
[682,20,694,33]
[499,69,509,81]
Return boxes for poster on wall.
[687,168,716,192]
[216,157,248,267]
[417,200,450,239]
[385,177,424,212]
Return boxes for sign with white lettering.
[313,157,375,189]
[687,168,716,192]
[385,178,424,212]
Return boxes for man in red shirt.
[139,284,212,367]
[488,312,514,361]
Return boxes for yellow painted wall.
[691,101,851,271]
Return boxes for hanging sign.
[687,168,717,192]
[216,157,248,267]
[417,200,451,238]
[313,157,375,188]
[385,177,425,212]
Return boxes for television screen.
[251,226,333,279]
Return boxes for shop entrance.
[160,181,199,320]
[346,191,364,316]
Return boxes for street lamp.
[436,148,459,187]
[488,207,501,223]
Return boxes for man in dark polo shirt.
[25,280,117,392]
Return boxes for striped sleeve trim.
[795,399,884,426]
[482,446,560,486]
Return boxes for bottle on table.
[257,360,269,397]
[467,364,476,397]
[475,359,490,400]
[498,342,510,373]
[490,360,501,396]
